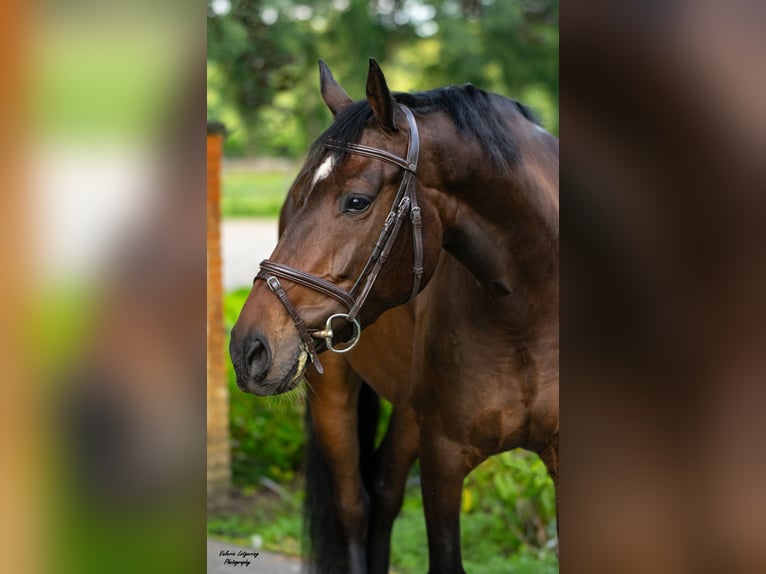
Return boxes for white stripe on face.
[311,155,336,187]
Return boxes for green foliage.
[207,0,558,157]
[389,452,557,574]
[228,389,306,485]
[463,450,557,553]
[207,489,304,555]
[222,169,296,217]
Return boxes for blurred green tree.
[208,0,557,155]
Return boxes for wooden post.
[206,122,230,505]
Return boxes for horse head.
[230,60,442,395]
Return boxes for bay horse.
[230,59,559,573]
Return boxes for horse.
[230,59,559,574]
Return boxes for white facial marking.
[311,155,335,187]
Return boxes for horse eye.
[343,195,372,214]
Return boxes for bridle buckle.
[265,275,281,292]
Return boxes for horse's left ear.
[366,58,397,132]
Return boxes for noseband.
[255,105,423,374]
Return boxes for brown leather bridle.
[255,105,423,374]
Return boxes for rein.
[255,104,423,374]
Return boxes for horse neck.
[421,114,559,304]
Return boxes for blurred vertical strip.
[0,0,42,572]
[0,1,207,573]
[562,1,766,572]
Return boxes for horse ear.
[319,60,353,116]
[366,58,397,132]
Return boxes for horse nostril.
[246,335,272,381]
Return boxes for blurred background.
[206,2,559,573]
[1,2,206,574]
[4,1,763,573]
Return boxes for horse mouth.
[234,344,309,396]
[276,346,310,393]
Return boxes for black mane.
[396,84,539,169]
[292,85,538,202]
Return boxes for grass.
[208,486,304,556]
[208,480,558,574]
[222,170,297,218]
[384,477,558,574]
